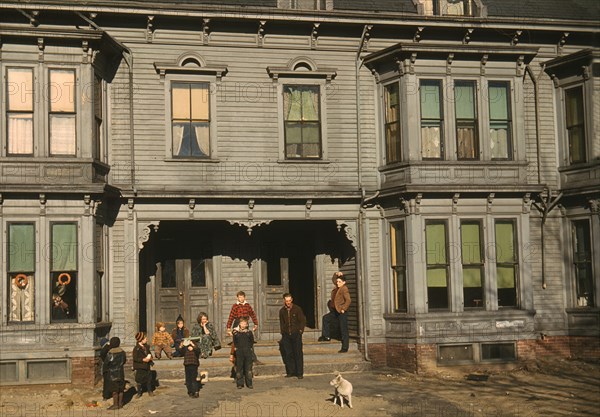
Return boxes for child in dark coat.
[171,315,190,357]
[232,317,255,389]
[182,339,201,398]
[105,337,126,410]
[132,332,154,398]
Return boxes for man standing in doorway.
[279,293,306,379]
[318,272,351,353]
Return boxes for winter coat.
[152,330,173,347]
[332,284,351,313]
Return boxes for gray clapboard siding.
[109,219,127,339]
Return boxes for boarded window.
[481,343,516,361]
[455,81,478,160]
[7,68,34,155]
[489,82,512,160]
[426,221,449,310]
[172,82,210,157]
[50,223,78,322]
[495,220,518,307]
[565,86,586,164]
[390,222,407,312]
[49,70,76,155]
[572,220,594,307]
[8,223,35,322]
[420,80,443,159]
[384,83,401,163]
[27,360,69,380]
[461,221,484,309]
[283,85,322,159]
[0,362,18,382]
[161,259,177,288]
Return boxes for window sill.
[558,159,600,173]
[277,159,331,164]
[164,158,221,163]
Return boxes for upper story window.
[384,83,401,164]
[420,80,444,159]
[425,220,450,310]
[417,0,480,16]
[8,223,36,323]
[49,69,76,156]
[488,82,512,160]
[564,86,586,164]
[572,219,594,307]
[283,85,322,159]
[171,82,210,158]
[7,68,34,155]
[455,81,478,160]
[390,221,407,312]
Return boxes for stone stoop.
[148,337,370,381]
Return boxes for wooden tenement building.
[0,0,598,385]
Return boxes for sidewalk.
[1,359,598,416]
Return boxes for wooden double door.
[156,258,214,329]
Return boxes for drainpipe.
[533,190,563,289]
[355,25,373,362]
[76,12,136,194]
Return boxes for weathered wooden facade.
[0,0,598,385]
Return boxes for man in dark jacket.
[279,293,306,379]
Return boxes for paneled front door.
[156,258,213,329]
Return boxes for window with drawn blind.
[171,82,210,158]
[49,69,77,156]
[7,68,34,155]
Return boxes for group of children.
[101,291,257,409]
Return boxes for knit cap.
[135,332,145,343]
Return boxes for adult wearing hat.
[132,332,154,398]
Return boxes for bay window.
[384,83,401,163]
[461,221,484,308]
[390,221,408,312]
[49,69,76,156]
[564,86,586,164]
[426,220,449,309]
[495,220,518,308]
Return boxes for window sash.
[420,80,444,159]
[7,68,34,155]
[455,81,478,160]
[461,221,484,308]
[495,220,518,307]
[48,70,76,156]
[565,86,586,164]
[8,223,35,273]
[171,82,211,157]
[488,82,512,160]
[426,221,449,309]
[384,83,401,163]
[390,222,407,312]
[283,85,322,159]
[51,223,77,272]
[572,220,594,307]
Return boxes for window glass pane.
[7,114,33,154]
[569,127,586,163]
[573,220,591,261]
[51,271,77,321]
[463,267,482,288]
[489,83,509,120]
[191,259,206,287]
[191,122,210,156]
[301,88,319,121]
[302,124,320,144]
[9,224,35,272]
[426,223,447,264]
[490,123,509,159]
[285,123,302,144]
[385,83,399,122]
[51,223,77,271]
[284,87,302,121]
[420,80,441,119]
[455,82,475,119]
[49,70,75,112]
[461,223,481,264]
[7,68,33,111]
[497,266,515,289]
[50,115,76,155]
[573,220,594,307]
[9,272,35,322]
[161,260,176,288]
[191,84,209,120]
[427,267,447,287]
[172,83,191,119]
[495,222,515,263]
[565,87,584,127]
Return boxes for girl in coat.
[191,312,222,359]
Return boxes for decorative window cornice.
[154,52,228,81]
[267,56,336,82]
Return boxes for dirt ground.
[0,358,598,417]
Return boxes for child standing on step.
[232,317,255,389]
[226,291,262,365]
[182,339,201,398]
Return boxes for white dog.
[330,372,353,408]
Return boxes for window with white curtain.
[283,85,322,159]
[7,68,34,155]
[171,82,210,158]
[420,80,444,159]
[49,69,77,156]
[454,81,479,160]
[488,81,512,160]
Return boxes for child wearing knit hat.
[132,332,155,398]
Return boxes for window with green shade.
[8,223,36,322]
[495,220,518,307]
[50,223,78,322]
[572,220,594,307]
[7,68,34,155]
[461,221,484,309]
[455,81,479,160]
[565,86,586,164]
[384,83,401,164]
[420,80,444,159]
[172,82,210,158]
[426,221,449,310]
[390,222,407,312]
[488,82,512,160]
[283,85,321,159]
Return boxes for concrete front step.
[151,339,370,380]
